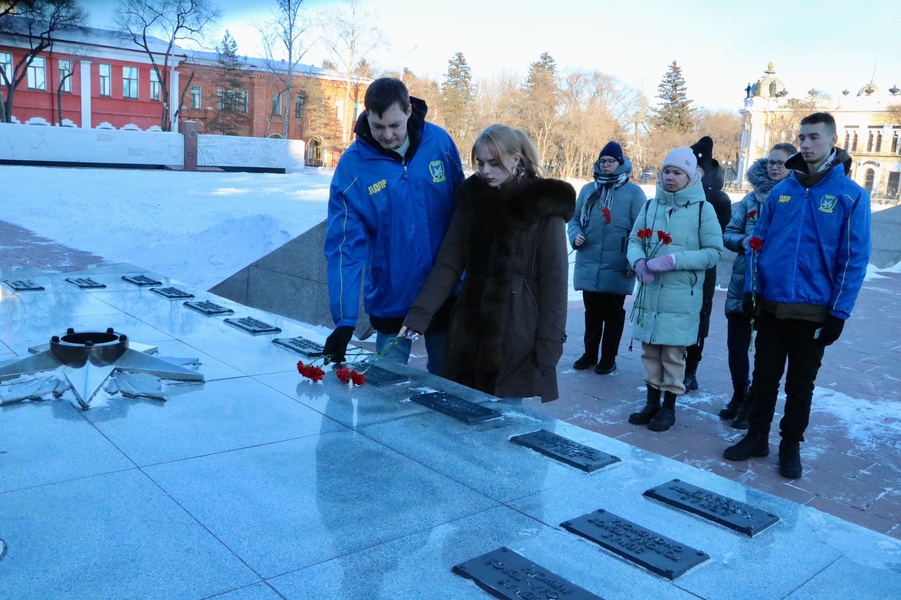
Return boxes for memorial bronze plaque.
[150,286,194,299]
[359,365,409,387]
[122,274,162,286]
[561,509,709,580]
[65,277,106,289]
[510,429,619,473]
[453,547,602,600]
[3,279,44,291]
[224,316,281,334]
[272,336,324,357]
[644,479,779,537]
[410,391,501,424]
[184,300,234,316]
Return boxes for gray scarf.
[579,171,629,228]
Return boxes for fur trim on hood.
[457,175,576,223]
[746,157,778,199]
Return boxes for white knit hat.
[661,147,697,177]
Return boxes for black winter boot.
[628,387,661,425]
[573,354,598,370]
[648,391,677,432]
[683,371,698,392]
[719,385,748,419]
[779,440,803,479]
[731,401,751,430]
[723,431,770,461]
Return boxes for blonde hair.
[471,124,543,178]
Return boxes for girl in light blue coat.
[625,148,724,432]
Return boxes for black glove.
[323,326,354,363]
[814,316,844,347]
[742,293,759,318]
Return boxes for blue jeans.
[375,327,448,376]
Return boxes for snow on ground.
[2,165,334,290]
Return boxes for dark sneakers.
[573,354,598,370]
[594,360,616,375]
[779,440,803,479]
[723,431,770,461]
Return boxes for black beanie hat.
[690,136,715,170]
[598,141,624,165]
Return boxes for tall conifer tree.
[208,31,250,135]
[654,60,693,133]
[440,52,474,148]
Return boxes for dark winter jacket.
[747,148,871,321]
[404,174,576,401]
[324,97,465,329]
[723,158,777,314]
[568,159,646,295]
[695,160,733,341]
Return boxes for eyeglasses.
[597,159,618,165]
[767,160,786,168]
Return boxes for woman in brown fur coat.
[401,124,575,401]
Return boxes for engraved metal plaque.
[122,274,162,286]
[410,391,501,424]
[183,300,234,316]
[510,429,620,473]
[561,509,709,580]
[272,336,325,357]
[150,286,194,299]
[224,317,282,335]
[644,479,779,537]
[359,365,409,387]
[453,547,601,600]
[3,279,44,291]
[65,277,106,289]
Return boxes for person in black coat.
[683,136,732,391]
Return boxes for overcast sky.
[81,0,900,112]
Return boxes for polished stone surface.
[1,265,900,599]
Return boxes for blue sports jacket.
[324,101,464,327]
[747,154,871,320]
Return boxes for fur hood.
[457,175,576,223]
[746,157,778,199]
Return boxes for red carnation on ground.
[602,207,612,224]
[350,370,366,386]
[749,236,763,251]
[335,365,352,384]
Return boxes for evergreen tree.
[654,60,693,133]
[520,52,562,173]
[208,31,250,136]
[440,52,474,147]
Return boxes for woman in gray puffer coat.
[568,141,646,374]
[718,143,796,428]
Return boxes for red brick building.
[0,16,368,166]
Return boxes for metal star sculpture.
[0,328,203,409]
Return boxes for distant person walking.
[568,141,646,374]
[718,142,797,428]
[724,112,871,479]
[682,136,732,392]
[401,125,575,402]
[323,78,464,372]
[626,148,724,432]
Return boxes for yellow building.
[738,62,901,201]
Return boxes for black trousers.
[582,291,626,365]
[685,266,717,374]
[726,312,753,388]
[748,311,825,443]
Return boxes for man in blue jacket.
[323,78,464,373]
[724,112,871,479]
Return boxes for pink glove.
[646,254,676,272]
[634,259,655,283]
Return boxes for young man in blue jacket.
[724,112,871,478]
[323,78,464,373]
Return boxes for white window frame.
[190,85,201,109]
[27,56,46,90]
[0,52,12,85]
[58,59,71,93]
[99,63,111,96]
[122,66,138,99]
[149,68,160,101]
